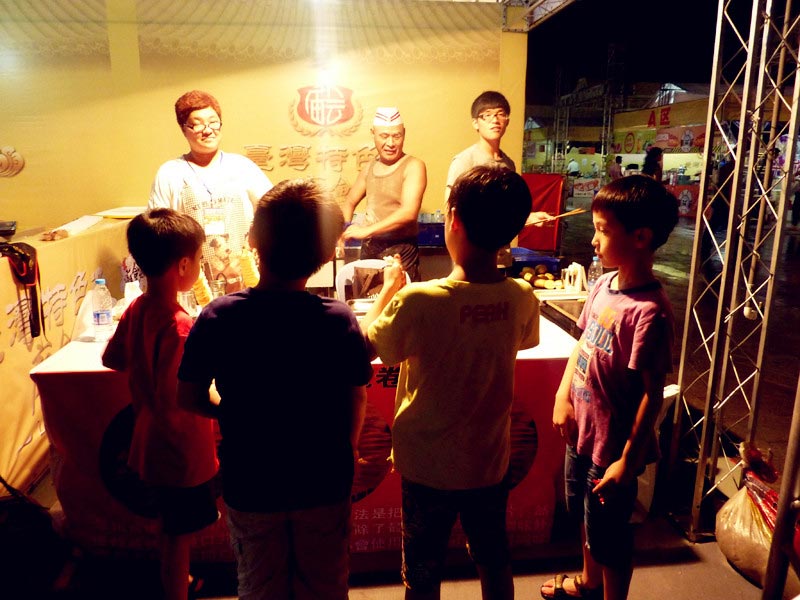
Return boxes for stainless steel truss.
[670,0,799,541]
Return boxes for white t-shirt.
[149,151,273,289]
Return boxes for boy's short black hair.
[251,179,344,280]
[471,91,511,119]
[447,166,532,252]
[592,175,679,250]
[127,208,205,278]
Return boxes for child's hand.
[552,398,577,445]
[591,458,633,502]
[382,254,406,295]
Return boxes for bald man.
[343,107,427,281]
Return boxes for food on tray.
[192,272,212,306]
[521,266,564,289]
[240,249,259,288]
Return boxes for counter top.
[32,315,577,377]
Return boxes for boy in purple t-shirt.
[541,175,678,600]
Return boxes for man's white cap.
[373,107,403,126]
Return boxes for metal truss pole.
[670,0,800,540]
[763,374,800,599]
[552,69,568,174]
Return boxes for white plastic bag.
[716,479,800,598]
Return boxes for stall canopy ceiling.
[0,0,510,62]
[0,0,573,60]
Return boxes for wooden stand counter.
[30,316,577,565]
[1,217,129,492]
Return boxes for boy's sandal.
[188,574,204,599]
[540,573,603,599]
[574,574,603,599]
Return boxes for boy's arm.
[594,368,665,492]
[349,385,368,458]
[553,344,580,445]
[359,255,406,358]
[178,379,220,419]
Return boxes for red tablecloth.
[31,317,575,564]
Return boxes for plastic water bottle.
[92,278,114,342]
[587,256,603,292]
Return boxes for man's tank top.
[364,154,418,240]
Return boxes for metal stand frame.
[669,0,799,547]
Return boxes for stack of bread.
[521,265,564,290]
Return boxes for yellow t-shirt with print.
[368,277,539,490]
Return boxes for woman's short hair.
[174,90,222,127]
[642,146,664,177]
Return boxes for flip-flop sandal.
[573,574,603,600]
[540,573,603,599]
[541,573,570,598]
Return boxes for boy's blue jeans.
[400,476,510,592]
[565,445,637,568]
[226,499,351,600]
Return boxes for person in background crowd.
[701,156,735,280]
[361,166,540,600]
[609,155,624,181]
[541,175,679,600]
[178,180,371,600]
[102,209,218,600]
[446,90,550,232]
[149,90,273,293]
[641,146,664,183]
[567,157,581,178]
[342,107,427,281]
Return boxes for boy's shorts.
[400,476,510,593]
[564,445,637,568]
[156,479,219,536]
[226,499,351,600]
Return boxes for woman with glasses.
[148,90,273,293]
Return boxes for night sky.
[526,0,722,105]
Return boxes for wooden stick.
[529,207,587,224]
[551,207,587,220]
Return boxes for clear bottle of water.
[587,256,603,292]
[92,278,114,342]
